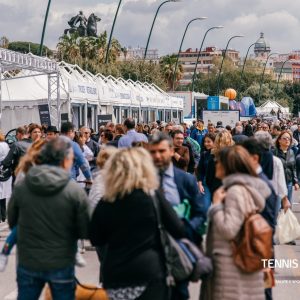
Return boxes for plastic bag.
[275,209,300,244]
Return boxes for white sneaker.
[0,254,8,272]
[75,252,86,268]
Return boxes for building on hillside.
[273,52,300,82]
[178,47,240,86]
[118,46,159,62]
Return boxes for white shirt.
[272,156,288,199]
[0,142,12,200]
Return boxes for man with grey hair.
[232,125,248,144]
[8,137,89,299]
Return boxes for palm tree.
[57,33,81,63]
[0,36,9,48]
[160,54,184,90]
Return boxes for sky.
[1,0,300,57]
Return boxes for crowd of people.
[0,116,299,300]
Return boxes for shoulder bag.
[152,195,213,285]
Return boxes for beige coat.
[200,174,271,300]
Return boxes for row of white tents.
[0,57,184,132]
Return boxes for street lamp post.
[39,0,52,56]
[144,0,180,60]
[172,17,207,91]
[275,58,292,101]
[238,42,255,99]
[258,52,278,103]
[240,43,255,81]
[191,25,224,92]
[105,0,123,64]
[216,35,244,95]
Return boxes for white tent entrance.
[0,47,60,131]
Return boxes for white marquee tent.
[0,51,183,132]
[256,100,290,117]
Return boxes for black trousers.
[0,198,6,222]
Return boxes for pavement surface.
[1,191,300,299]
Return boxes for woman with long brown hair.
[201,146,271,300]
[273,131,299,203]
[205,130,235,196]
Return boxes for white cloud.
[0,0,300,56]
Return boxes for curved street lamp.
[258,52,278,103]
[216,35,244,95]
[191,25,224,92]
[39,0,52,56]
[172,17,207,91]
[105,0,123,64]
[144,0,180,60]
[238,42,256,99]
[275,58,292,101]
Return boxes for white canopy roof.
[1,61,183,110]
[256,100,289,114]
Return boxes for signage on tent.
[69,80,98,100]
[97,114,113,127]
[38,104,51,127]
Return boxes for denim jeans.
[200,181,212,214]
[2,226,17,255]
[287,182,293,204]
[17,265,75,300]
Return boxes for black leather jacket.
[2,138,31,173]
[273,147,298,185]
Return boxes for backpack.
[232,208,273,273]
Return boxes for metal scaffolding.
[0,47,60,127]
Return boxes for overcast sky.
[1,0,300,56]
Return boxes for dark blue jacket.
[259,172,278,231]
[173,167,206,237]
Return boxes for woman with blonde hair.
[89,147,185,300]
[15,139,47,182]
[206,130,235,195]
[200,146,270,300]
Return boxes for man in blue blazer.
[149,132,206,237]
[148,132,206,300]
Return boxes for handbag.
[275,209,300,244]
[44,277,109,300]
[152,195,213,285]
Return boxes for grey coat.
[200,174,271,300]
[8,165,89,271]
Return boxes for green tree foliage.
[56,31,170,89]
[160,54,184,91]
[190,56,294,110]
[8,41,52,56]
